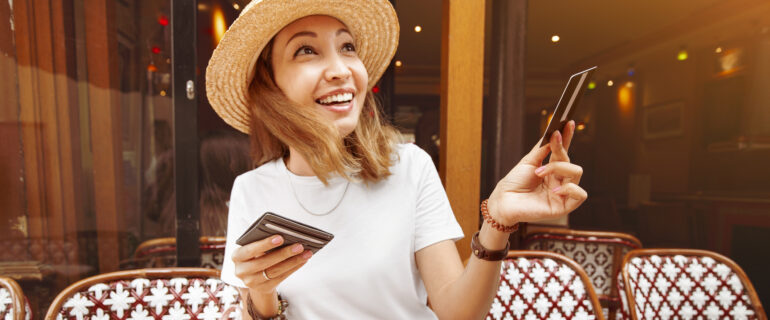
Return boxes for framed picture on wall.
[643,100,683,139]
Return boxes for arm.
[417,121,587,319]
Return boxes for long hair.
[199,131,250,236]
[247,41,400,184]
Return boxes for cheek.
[274,65,316,104]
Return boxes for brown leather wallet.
[236,212,334,253]
[470,231,510,261]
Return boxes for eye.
[342,42,356,52]
[294,45,316,57]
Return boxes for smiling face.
[270,15,368,137]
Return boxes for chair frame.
[45,267,225,320]
[521,226,642,319]
[134,236,226,258]
[620,248,767,320]
[0,276,28,320]
[501,250,606,320]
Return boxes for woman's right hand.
[232,235,313,294]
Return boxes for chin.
[335,118,359,137]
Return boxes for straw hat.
[206,0,400,133]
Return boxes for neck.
[286,148,316,176]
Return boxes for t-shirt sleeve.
[411,146,465,251]
[220,175,250,288]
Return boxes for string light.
[551,35,560,43]
[372,86,380,93]
[160,90,167,96]
[587,81,596,90]
[715,47,723,53]
[158,15,169,26]
[677,49,688,61]
[414,26,422,32]
[607,80,614,87]
[152,46,161,54]
[395,60,402,67]
[233,3,240,10]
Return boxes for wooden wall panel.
[83,0,124,273]
[440,0,486,259]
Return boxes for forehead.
[275,15,350,41]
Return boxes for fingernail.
[556,131,562,144]
[552,186,562,193]
[535,166,546,175]
[272,236,282,245]
[302,251,313,259]
[292,244,303,253]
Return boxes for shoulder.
[390,143,434,177]
[232,159,283,190]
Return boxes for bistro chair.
[45,268,241,320]
[122,237,227,269]
[522,226,642,319]
[487,251,605,320]
[619,249,766,320]
[0,276,32,320]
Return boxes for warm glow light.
[160,90,167,97]
[715,47,723,53]
[607,80,614,87]
[395,60,402,67]
[147,64,158,72]
[625,81,634,88]
[618,86,632,110]
[212,6,227,45]
[414,26,422,32]
[551,35,560,43]
[233,3,240,10]
[677,49,688,61]
[587,81,596,90]
[541,109,548,116]
[197,3,209,11]
[576,123,586,131]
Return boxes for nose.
[323,53,352,82]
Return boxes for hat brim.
[205,0,400,134]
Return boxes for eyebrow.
[285,28,352,45]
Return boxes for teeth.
[319,92,353,104]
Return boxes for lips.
[315,88,356,113]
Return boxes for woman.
[206,1,587,319]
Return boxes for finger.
[553,183,588,212]
[233,243,305,287]
[232,235,284,262]
[549,130,570,162]
[521,138,552,166]
[252,243,306,272]
[562,120,575,151]
[534,162,583,184]
[258,261,308,289]
[265,250,313,279]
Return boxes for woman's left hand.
[487,120,587,226]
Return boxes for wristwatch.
[470,231,510,261]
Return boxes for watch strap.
[470,231,510,261]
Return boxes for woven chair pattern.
[524,230,641,320]
[487,252,604,320]
[621,252,765,320]
[49,275,241,320]
[0,277,32,320]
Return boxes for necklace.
[284,163,350,216]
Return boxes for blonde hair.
[247,41,401,184]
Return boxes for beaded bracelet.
[480,199,520,233]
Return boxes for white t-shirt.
[221,143,464,319]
